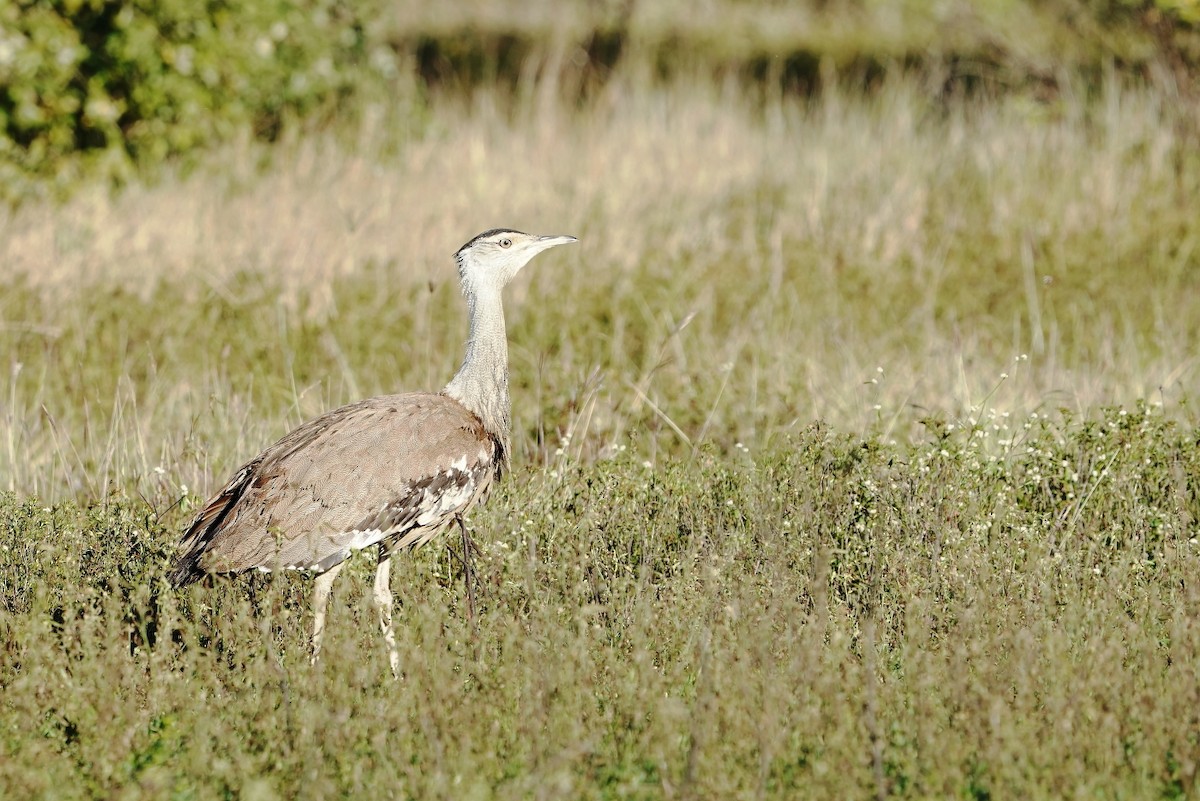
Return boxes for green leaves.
[0,0,388,196]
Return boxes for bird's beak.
[536,234,578,249]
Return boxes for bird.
[169,228,577,673]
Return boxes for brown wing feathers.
[167,460,262,585]
[169,393,498,586]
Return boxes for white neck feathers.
[442,279,511,449]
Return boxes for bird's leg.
[373,554,400,678]
[455,515,478,631]
[463,527,483,559]
[310,561,345,664]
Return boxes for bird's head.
[454,229,577,291]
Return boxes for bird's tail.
[167,461,258,587]
[167,549,207,587]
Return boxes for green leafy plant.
[0,0,389,194]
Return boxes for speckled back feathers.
[169,393,501,585]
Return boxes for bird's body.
[169,393,502,580]
[170,229,576,672]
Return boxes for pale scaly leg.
[373,554,400,677]
[456,515,478,632]
[310,561,346,664]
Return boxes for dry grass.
[2,75,1196,502]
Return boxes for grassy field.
[2,60,1200,798]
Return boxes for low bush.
[0,0,394,197]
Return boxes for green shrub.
[0,0,392,197]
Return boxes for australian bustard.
[169,229,577,672]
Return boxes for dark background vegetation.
[3,0,1200,198]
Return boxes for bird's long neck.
[442,283,511,449]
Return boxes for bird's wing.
[169,393,498,584]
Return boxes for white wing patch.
[415,472,476,526]
[332,526,386,550]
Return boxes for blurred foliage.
[0,0,394,197]
[1104,0,1200,24]
[1,0,1199,201]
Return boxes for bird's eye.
[499,238,512,248]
